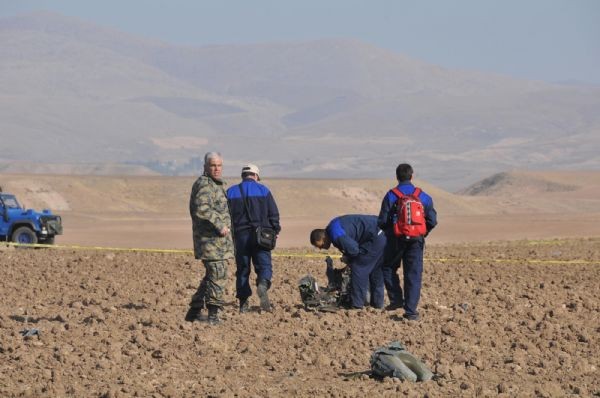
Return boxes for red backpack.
[391,187,427,239]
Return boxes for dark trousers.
[350,232,386,308]
[382,237,424,316]
[234,229,273,299]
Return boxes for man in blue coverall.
[378,163,437,321]
[227,164,281,313]
[310,215,386,309]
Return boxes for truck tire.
[11,226,38,246]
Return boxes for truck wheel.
[11,227,38,246]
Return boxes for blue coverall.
[227,178,281,300]
[377,181,437,317]
[326,215,386,309]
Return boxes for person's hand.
[219,226,230,237]
[325,256,333,267]
[340,255,350,264]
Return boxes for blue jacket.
[377,181,437,235]
[326,215,381,258]
[227,178,281,233]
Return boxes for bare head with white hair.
[203,151,223,180]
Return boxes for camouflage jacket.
[189,175,234,261]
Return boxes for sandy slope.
[2,171,600,250]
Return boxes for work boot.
[239,298,250,314]
[184,306,203,322]
[257,279,272,312]
[207,305,221,325]
[402,312,420,321]
[385,301,404,311]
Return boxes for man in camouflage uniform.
[185,152,235,325]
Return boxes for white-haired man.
[186,152,234,324]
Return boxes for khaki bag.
[370,341,433,382]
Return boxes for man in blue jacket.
[310,215,386,309]
[378,163,437,321]
[227,164,281,313]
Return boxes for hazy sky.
[1,0,599,84]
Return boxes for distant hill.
[2,170,599,217]
[2,171,599,247]
[459,171,576,196]
[0,161,158,176]
[1,11,600,190]
[458,170,600,214]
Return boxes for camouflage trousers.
[190,259,232,309]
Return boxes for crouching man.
[310,214,385,309]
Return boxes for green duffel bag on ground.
[370,341,434,382]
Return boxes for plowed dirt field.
[1,238,599,397]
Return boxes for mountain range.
[1,11,599,190]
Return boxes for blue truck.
[0,190,63,245]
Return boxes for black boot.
[184,306,203,322]
[207,305,221,325]
[239,298,250,314]
[257,279,272,312]
[385,300,404,311]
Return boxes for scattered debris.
[20,328,40,338]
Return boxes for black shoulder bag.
[239,183,277,251]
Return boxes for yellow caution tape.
[4,242,332,258]
[3,242,598,264]
[5,242,192,254]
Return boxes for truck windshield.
[0,195,21,209]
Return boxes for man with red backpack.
[377,163,437,321]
